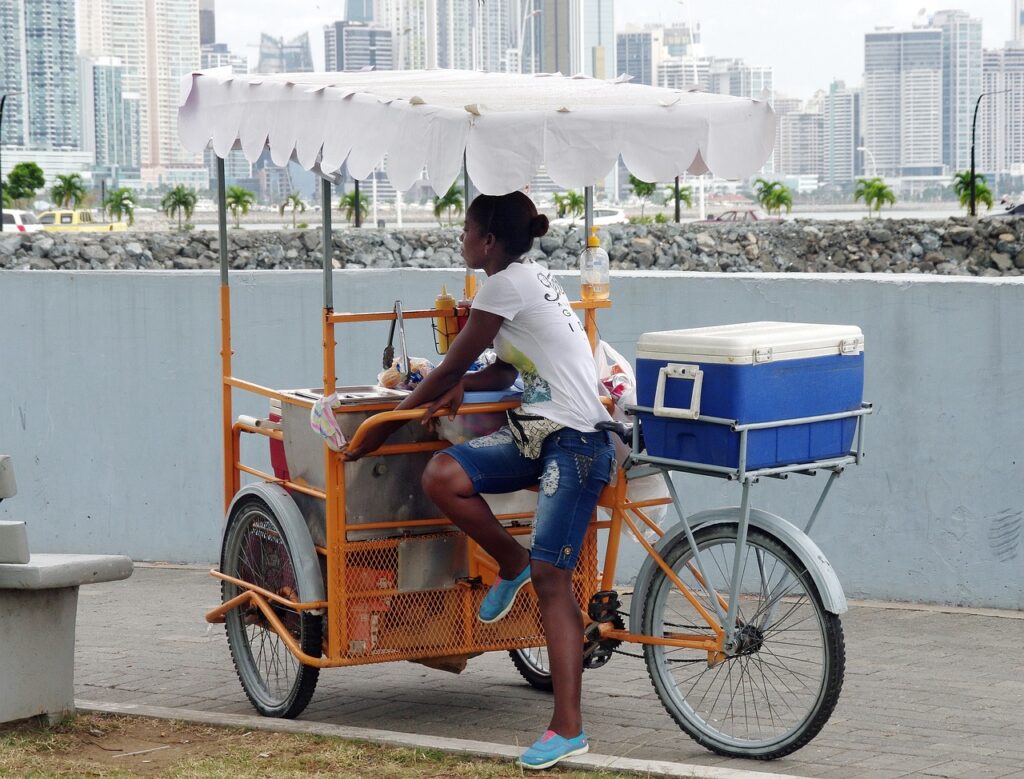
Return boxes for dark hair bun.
[529,213,549,238]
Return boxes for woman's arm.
[342,308,506,459]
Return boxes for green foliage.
[753,178,793,216]
[1,188,11,208]
[226,185,255,228]
[296,221,309,229]
[339,190,369,224]
[279,191,306,228]
[951,170,993,213]
[853,177,897,217]
[50,173,88,209]
[432,184,464,227]
[5,162,45,205]
[553,190,585,223]
[103,187,135,226]
[663,182,693,221]
[160,185,198,230]
[654,212,668,224]
[629,175,657,219]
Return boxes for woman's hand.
[421,379,464,426]
[341,421,398,461]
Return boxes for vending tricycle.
[179,68,870,759]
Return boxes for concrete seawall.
[1,269,1021,608]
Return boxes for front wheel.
[641,525,844,759]
[221,496,322,718]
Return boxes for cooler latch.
[753,346,773,363]
[653,363,704,420]
[839,337,861,355]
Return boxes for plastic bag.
[594,340,672,539]
[378,357,435,390]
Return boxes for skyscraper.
[980,45,1024,175]
[348,0,374,23]
[1014,0,1024,44]
[21,0,81,150]
[933,10,982,173]
[616,29,659,85]
[821,81,862,185]
[0,0,27,147]
[582,0,614,79]
[257,33,314,73]
[79,56,140,170]
[375,0,437,70]
[436,0,474,69]
[542,0,581,74]
[777,108,823,177]
[325,21,394,71]
[199,0,216,47]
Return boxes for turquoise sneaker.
[519,730,589,770]
[478,564,531,623]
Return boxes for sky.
[216,0,1017,100]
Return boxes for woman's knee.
[530,559,573,599]
[422,453,474,500]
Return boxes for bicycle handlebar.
[345,400,521,454]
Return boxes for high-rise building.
[199,0,216,46]
[1014,0,1024,44]
[201,42,247,73]
[616,29,659,85]
[0,0,27,147]
[581,0,614,79]
[705,57,772,100]
[348,0,374,23]
[778,108,823,177]
[436,0,474,70]
[79,56,140,170]
[980,45,1024,175]
[822,81,862,185]
[542,0,581,74]
[375,0,437,70]
[257,33,314,73]
[932,10,982,173]
[20,0,81,150]
[325,21,394,71]
[663,21,700,58]
[863,28,943,176]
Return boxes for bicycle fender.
[226,483,325,608]
[628,507,847,635]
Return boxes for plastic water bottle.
[580,226,610,302]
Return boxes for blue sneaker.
[519,730,589,770]
[478,564,531,624]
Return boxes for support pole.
[584,185,593,240]
[322,178,334,311]
[353,179,362,228]
[674,175,681,223]
[217,157,234,511]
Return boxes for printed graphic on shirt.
[535,269,580,333]
[501,344,552,404]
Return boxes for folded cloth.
[310,393,346,452]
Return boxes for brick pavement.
[74,566,1024,779]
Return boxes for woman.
[345,191,614,770]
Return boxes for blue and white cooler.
[635,322,865,470]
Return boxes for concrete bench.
[0,457,133,724]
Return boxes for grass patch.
[0,712,628,778]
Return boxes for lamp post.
[970,88,1010,217]
[856,146,877,178]
[0,92,24,233]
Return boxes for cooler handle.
[653,363,704,420]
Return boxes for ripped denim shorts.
[437,425,614,570]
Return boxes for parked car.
[982,202,1024,219]
[1,209,43,233]
[550,207,628,228]
[38,209,127,233]
[703,208,781,223]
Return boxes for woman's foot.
[519,730,589,770]
[478,563,531,623]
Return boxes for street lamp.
[856,146,877,178]
[0,91,25,233]
[970,88,1010,217]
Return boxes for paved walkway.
[74,566,1024,778]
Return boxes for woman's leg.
[422,453,529,579]
[531,560,584,737]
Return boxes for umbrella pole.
[584,185,593,239]
[217,156,235,512]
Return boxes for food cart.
[178,68,869,760]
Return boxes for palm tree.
[339,191,368,224]
[226,185,255,228]
[853,177,896,218]
[629,175,657,220]
[752,178,793,217]
[50,173,87,208]
[432,184,464,227]
[279,192,306,228]
[553,190,585,223]
[664,180,693,222]
[160,185,197,230]
[951,170,993,214]
[103,187,136,226]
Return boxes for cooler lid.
[637,321,864,365]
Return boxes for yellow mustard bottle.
[434,284,458,354]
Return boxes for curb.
[77,700,811,779]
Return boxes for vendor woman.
[344,190,615,770]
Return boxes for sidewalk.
[74,566,1024,779]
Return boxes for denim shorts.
[438,426,615,570]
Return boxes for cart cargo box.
[636,322,864,470]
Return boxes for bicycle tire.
[221,496,322,718]
[509,647,554,692]
[641,524,844,759]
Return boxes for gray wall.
[1,269,1021,608]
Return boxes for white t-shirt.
[471,260,611,432]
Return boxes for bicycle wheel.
[642,524,844,759]
[509,647,554,692]
[221,496,322,718]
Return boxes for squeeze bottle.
[580,227,610,302]
[434,285,458,354]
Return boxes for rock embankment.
[2,218,1022,275]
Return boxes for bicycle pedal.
[582,613,625,669]
[587,590,621,622]
[456,576,483,590]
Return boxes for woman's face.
[459,213,492,269]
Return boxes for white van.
[1,210,43,233]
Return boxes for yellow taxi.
[38,210,127,233]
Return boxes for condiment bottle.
[580,227,610,302]
[434,284,458,353]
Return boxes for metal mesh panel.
[330,529,599,664]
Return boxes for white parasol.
[178,68,775,197]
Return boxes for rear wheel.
[642,525,844,759]
[509,646,554,692]
[221,496,322,718]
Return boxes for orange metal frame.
[209,283,726,667]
